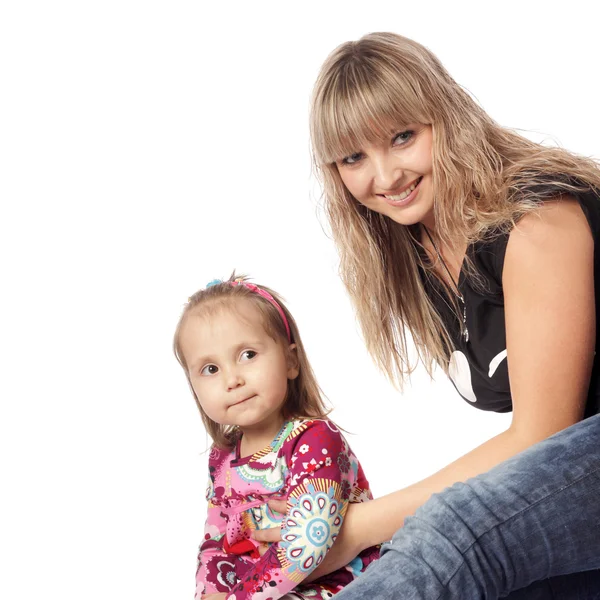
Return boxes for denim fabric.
[335,414,600,599]
[503,570,600,599]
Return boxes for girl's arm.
[259,196,596,577]
[195,454,230,599]
[225,420,361,600]
[195,503,229,598]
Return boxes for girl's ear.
[286,343,300,379]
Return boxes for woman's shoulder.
[512,194,593,236]
[469,190,600,289]
[503,194,594,282]
[508,193,594,261]
[507,175,600,241]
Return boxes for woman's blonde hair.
[310,32,600,387]
[173,274,330,448]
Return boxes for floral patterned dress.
[195,419,380,600]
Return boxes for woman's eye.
[200,364,219,376]
[341,152,363,165]
[241,350,257,361]
[393,130,414,145]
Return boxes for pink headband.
[230,279,292,343]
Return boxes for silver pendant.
[461,299,469,342]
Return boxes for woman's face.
[336,123,434,228]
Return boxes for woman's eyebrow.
[388,124,411,134]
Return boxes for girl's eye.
[200,364,219,376]
[240,350,257,361]
[341,152,363,165]
[393,130,414,146]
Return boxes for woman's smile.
[379,176,423,207]
[337,124,434,227]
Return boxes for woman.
[254,33,600,598]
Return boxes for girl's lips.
[380,176,423,207]
[231,395,256,407]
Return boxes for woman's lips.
[380,176,423,207]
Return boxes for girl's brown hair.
[173,274,330,448]
[310,32,600,387]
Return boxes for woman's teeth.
[384,178,421,201]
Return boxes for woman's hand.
[201,594,227,600]
[251,499,366,582]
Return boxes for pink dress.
[195,419,380,599]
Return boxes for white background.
[2,1,599,598]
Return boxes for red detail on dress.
[223,536,260,559]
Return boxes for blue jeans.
[335,414,600,599]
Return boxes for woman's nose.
[372,153,403,191]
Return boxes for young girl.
[173,275,379,600]
[253,32,600,598]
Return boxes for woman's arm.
[356,196,594,548]
[258,196,596,575]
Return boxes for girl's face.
[179,300,298,436]
[336,124,434,228]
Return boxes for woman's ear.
[286,343,299,379]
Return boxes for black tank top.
[423,186,600,418]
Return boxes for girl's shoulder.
[284,417,340,436]
[278,419,348,459]
[207,442,236,467]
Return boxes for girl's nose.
[372,154,403,191]
[226,370,244,392]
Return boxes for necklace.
[423,226,469,342]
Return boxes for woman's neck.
[420,224,467,288]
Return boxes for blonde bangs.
[311,45,429,165]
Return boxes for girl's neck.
[238,415,286,458]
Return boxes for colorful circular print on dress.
[280,481,343,575]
